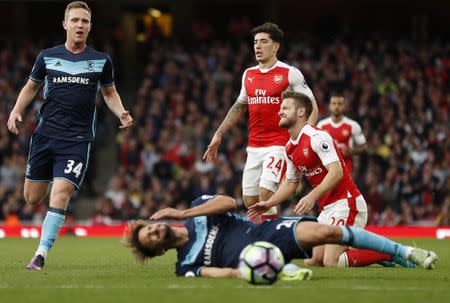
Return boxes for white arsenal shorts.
[242,146,286,196]
[317,195,368,228]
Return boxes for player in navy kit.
[123,195,437,278]
[7,1,133,270]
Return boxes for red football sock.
[260,213,279,221]
[343,249,392,267]
[248,215,262,224]
[260,207,278,222]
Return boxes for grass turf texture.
[0,237,449,303]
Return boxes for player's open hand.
[247,201,272,218]
[150,207,185,221]
[293,194,315,215]
[119,110,133,129]
[7,112,23,135]
[203,134,221,163]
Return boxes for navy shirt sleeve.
[190,195,216,208]
[100,55,114,87]
[30,51,46,82]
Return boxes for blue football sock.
[340,226,408,258]
[36,208,66,258]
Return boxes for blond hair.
[64,1,91,21]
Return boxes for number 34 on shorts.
[64,160,84,178]
[56,157,89,188]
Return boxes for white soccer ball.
[238,241,285,285]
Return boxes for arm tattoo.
[216,101,247,136]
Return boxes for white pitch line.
[0,284,446,291]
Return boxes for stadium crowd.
[1,31,449,226]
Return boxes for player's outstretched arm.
[7,79,42,135]
[294,161,342,215]
[203,101,247,163]
[101,85,133,129]
[150,195,238,220]
[200,267,241,278]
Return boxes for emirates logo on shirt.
[303,148,309,157]
[299,165,323,177]
[248,89,280,104]
[274,74,283,84]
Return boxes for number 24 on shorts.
[64,160,83,178]
[267,156,283,171]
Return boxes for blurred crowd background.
[0,0,449,227]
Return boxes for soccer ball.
[238,241,285,285]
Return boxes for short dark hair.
[329,95,345,103]
[282,90,313,118]
[121,220,157,263]
[250,22,284,43]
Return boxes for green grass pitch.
[0,237,449,303]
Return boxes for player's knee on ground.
[304,258,323,266]
[322,255,339,267]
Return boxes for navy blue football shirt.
[175,195,313,277]
[30,45,114,142]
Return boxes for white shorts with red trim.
[317,195,368,228]
[242,146,286,196]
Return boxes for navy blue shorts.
[253,216,318,262]
[26,133,92,189]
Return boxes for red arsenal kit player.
[249,91,415,269]
[203,23,318,221]
[317,96,367,174]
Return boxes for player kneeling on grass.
[122,195,437,279]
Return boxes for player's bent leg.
[243,195,260,208]
[304,245,324,266]
[339,249,393,268]
[244,195,261,223]
[297,223,438,269]
[259,187,278,221]
[323,244,348,267]
[242,150,262,209]
[338,249,415,268]
[295,222,336,250]
[50,178,76,209]
[339,226,437,269]
[27,179,75,270]
[259,187,274,201]
[24,179,50,205]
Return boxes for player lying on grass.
[122,195,438,278]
